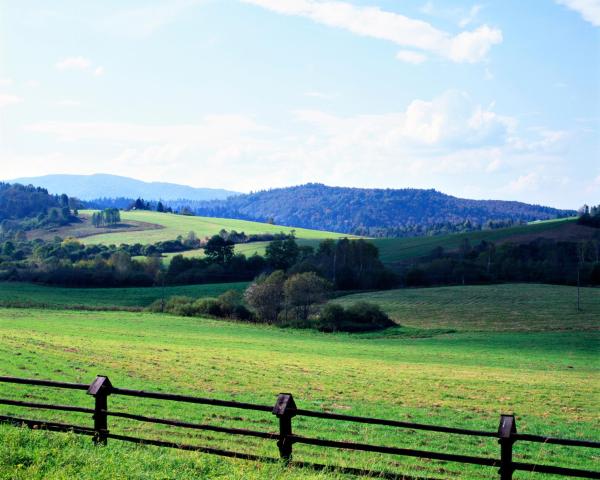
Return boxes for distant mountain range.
[9,174,238,201]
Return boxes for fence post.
[272,393,297,463]
[498,414,517,480]
[87,375,113,445]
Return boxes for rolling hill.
[185,183,574,236]
[77,210,351,245]
[8,174,238,201]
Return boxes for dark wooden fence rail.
[0,375,598,480]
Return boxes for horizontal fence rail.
[0,375,598,479]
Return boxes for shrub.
[315,302,395,333]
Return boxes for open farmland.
[0,281,249,309]
[0,283,598,479]
[333,284,600,332]
[78,210,350,246]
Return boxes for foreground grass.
[0,425,337,480]
[0,306,597,478]
[335,284,600,332]
[79,210,350,246]
[0,282,249,309]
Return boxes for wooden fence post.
[273,393,297,463]
[498,414,517,480]
[87,376,112,445]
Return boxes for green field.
[0,282,248,309]
[0,283,598,479]
[334,284,600,332]
[372,218,577,264]
[79,210,351,246]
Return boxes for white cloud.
[458,4,482,27]
[396,50,428,64]
[54,99,82,107]
[55,57,105,76]
[0,94,23,108]
[0,78,14,87]
[25,115,269,143]
[447,25,502,63]
[508,172,540,192]
[556,0,600,27]
[25,80,41,88]
[55,56,92,71]
[101,0,205,38]
[295,90,514,148]
[304,91,339,99]
[17,91,575,203]
[241,0,502,63]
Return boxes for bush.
[315,302,395,333]
[146,292,254,321]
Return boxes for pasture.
[334,284,600,332]
[0,281,248,309]
[78,210,350,246]
[0,282,598,479]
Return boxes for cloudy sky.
[1,0,598,208]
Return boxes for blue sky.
[0,0,598,208]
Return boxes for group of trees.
[91,208,121,228]
[401,237,600,287]
[147,270,393,333]
[578,204,600,228]
[0,183,78,238]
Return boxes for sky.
[0,0,599,209]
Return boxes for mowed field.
[0,284,598,479]
[0,282,249,309]
[79,210,350,245]
[335,284,600,331]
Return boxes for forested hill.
[188,184,574,237]
[0,183,76,233]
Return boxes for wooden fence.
[0,375,598,479]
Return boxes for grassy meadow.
[0,283,598,479]
[334,283,600,331]
[79,210,350,246]
[0,282,249,309]
[372,218,578,264]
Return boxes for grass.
[155,239,322,264]
[334,283,600,331]
[0,282,249,309]
[79,210,351,246]
[0,282,598,479]
[371,218,577,264]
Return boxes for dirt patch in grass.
[27,214,164,241]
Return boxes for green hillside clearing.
[79,210,350,245]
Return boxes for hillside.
[0,182,76,234]
[371,217,588,264]
[9,174,238,201]
[78,210,351,245]
[187,183,574,236]
[334,284,600,332]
